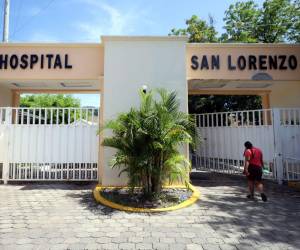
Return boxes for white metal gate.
[193,108,300,183]
[0,107,99,182]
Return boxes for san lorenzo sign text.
[191,54,298,71]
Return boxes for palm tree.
[102,88,196,199]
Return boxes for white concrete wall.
[0,85,12,106]
[102,37,188,186]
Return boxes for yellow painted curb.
[93,184,200,213]
[288,181,300,191]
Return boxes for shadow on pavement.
[66,191,118,216]
[191,172,300,249]
[16,182,97,190]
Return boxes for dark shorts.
[247,164,263,181]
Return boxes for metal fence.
[0,107,99,182]
[193,108,300,183]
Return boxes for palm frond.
[101,88,201,196]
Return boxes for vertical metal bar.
[241,112,244,126]
[45,108,48,125]
[73,108,77,179]
[50,109,53,125]
[56,108,59,125]
[54,162,57,180]
[12,163,15,180]
[293,109,296,126]
[41,163,44,180]
[282,109,286,126]
[79,163,82,180]
[21,109,24,125]
[26,108,30,125]
[32,108,36,125]
[68,108,71,125]
[25,163,28,180]
[62,109,65,125]
[39,108,42,125]
[61,163,63,180]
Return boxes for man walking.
[243,141,267,202]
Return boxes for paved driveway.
[0,174,299,250]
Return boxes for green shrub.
[101,88,197,199]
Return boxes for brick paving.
[0,173,299,250]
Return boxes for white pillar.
[102,36,188,186]
[272,108,283,184]
[3,107,12,184]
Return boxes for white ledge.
[101,35,189,43]
[187,43,300,48]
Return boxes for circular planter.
[93,184,200,213]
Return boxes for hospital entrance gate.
[0,107,99,183]
[192,108,300,183]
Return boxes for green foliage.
[101,89,197,198]
[222,1,260,42]
[288,0,300,42]
[222,0,298,43]
[20,94,81,124]
[257,0,295,43]
[170,0,299,43]
[188,95,262,114]
[170,15,218,42]
[20,94,80,108]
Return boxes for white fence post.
[3,107,12,184]
[272,108,283,184]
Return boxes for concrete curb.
[93,184,200,213]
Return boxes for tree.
[171,0,299,44]
[257,0,294,43]
[288,0,300,42]
[20,94,80,108]
[222,1,260,42]
[102,89,196,198]
[222,0,298,43]
[170,15,218,42]
[188,95,262,114]
[20,94,81,124]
